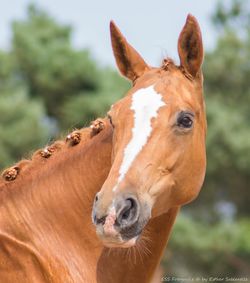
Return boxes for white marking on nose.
[113,85,165,192]
[103,206,118,236]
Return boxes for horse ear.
[110,21,149,82]
[178,14,203,78]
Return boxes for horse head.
[92,15,206,248]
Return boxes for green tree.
[187,0,250,219]
[61,67,129,129]
[12,4,100,119]
[0,4,129,169]
[0,90,51,169]
[165,215,250,279]
[11,4,129,131]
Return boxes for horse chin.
[102,236,138,249]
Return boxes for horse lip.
[95,221,141,248]
[102,236,138,248]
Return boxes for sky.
[0,0,221,67]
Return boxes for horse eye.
[177,112,194,129]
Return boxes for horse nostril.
[117,197,138,226]
[93,215,106,225]
[95,193,99,202]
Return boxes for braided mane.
[0,118,106,191]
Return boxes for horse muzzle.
[92,193,150,248]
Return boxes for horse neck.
[0,122,179,283]
[0,125,113,246]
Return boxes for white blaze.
[113,85,165,192]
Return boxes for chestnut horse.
[0,15,206,283]
[0,120,170,283]
[92,14,206,256]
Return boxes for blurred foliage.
[0,90,50,168]
[12,4,101,118]
[166,215,250,279]
[61,67,129,128]
[0,4,128,166]
[0,0,249,279]
[187,0,250,219]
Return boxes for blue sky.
[0,0,221,67]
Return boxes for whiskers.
[125,230,152,266]
[103,227,153,267]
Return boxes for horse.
[0,119,169,283]
[92,12,206,273]
[0,14,206,283]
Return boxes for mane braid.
[161,58,176,71]
[161,57,194,80]
[0,118,107,192]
